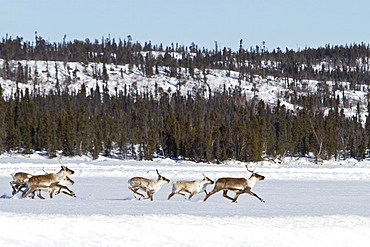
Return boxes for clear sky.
[1,0,370,51]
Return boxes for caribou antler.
[42,167,48,174]
[58,156,67,168]
[245,165,255,173]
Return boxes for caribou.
[10,172,33,195]
[203,165,265,203]
[128,169,170,201]
[168,174,214,200]
[32,176,76,199]
[22,166,75,199]
[10,168,50,195]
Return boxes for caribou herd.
[10,165,76,199]
[127,165,265,203]
[10,163,265,203]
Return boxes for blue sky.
[1,0,370,51]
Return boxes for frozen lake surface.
[0,154,370,246]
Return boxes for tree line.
[1,35,370,88]
[0,84,368,162]
[1,35,370,162]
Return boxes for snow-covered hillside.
[0,153,370,246]
[0,59,368,123]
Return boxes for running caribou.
[10,172,33,195]
[128,169,170,201]
[22,166,75,199]
[168,174,214,200]
[10,168,50,195]
[203,165,265,203]
[32,176,76,199]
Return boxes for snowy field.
[1,153,370,246]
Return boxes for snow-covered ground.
[1,153,370,246]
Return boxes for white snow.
[1,59,369,123]
[1,153,370,246]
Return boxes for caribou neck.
[247,176,259,189]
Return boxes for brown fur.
[22,166,74,199]
[204,166,265,203]
[33,176,76,199]
[168,175,214,200]
[10,172,32,195]
[128,169,170,201]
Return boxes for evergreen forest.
[1,35,370,162]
